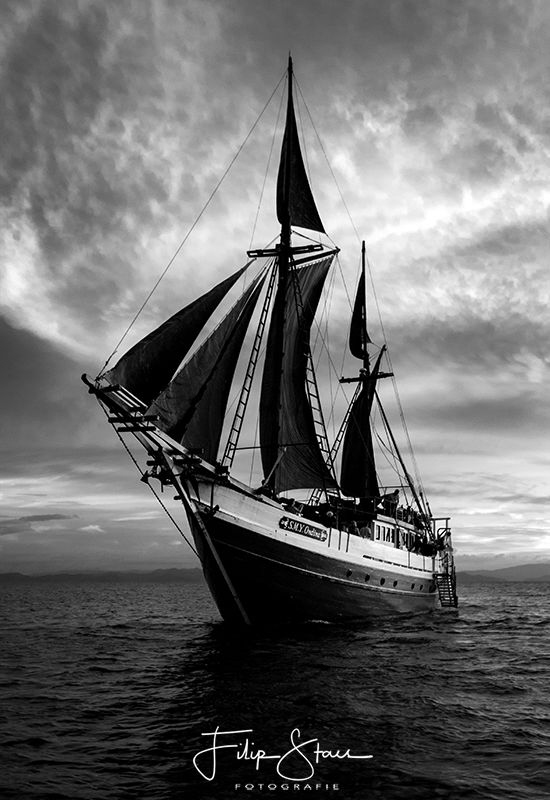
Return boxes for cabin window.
[346,569,353,577]
[380,578,385,586]
[411,583,415,590]
[420,584,424,591]
[393,580,398,587]
[364,574,370,582]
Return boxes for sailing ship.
[83,57,458,625]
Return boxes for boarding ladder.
[434,525,458,608]
[434,569,458,608]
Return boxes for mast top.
[275,55,325,238]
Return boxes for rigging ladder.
[222,261,278,469]
[289,257,339,497]
[309,382,361,505]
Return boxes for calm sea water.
[1,575,548,800]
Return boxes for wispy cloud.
[0,512,77,536]
[0,0,548,571]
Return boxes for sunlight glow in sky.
[1,0,549,573]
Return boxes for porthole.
[346,569,353,577]
[364,574,370,582]
[420,584,424,591]
[393,580,398,587]
[380,577,386,586]
[411,583,415,590]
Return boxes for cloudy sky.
[1,0,548,574]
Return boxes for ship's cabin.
[280,495,440,556]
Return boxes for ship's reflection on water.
[151,602,464,798]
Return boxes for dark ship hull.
[187,481,438,626]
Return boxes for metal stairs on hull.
[434,569,458,608]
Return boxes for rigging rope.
[98,69,287,377]
[365,254,427,501]
[103,403,200,558]
[249,83,286,251]
[375,420,406,485]
[295,78,429,506]
[295,78,361,246]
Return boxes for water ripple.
[0,578,548,799]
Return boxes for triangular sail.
[276,60,325,234]
[259,256,336,493]
[103,263,250,404]
[148,272,266,462]
[349,271,372,362]
[340,348,385,499]
[349,242,372,364]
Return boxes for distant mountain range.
[458,563,550,584]
[1,564,550,583]
[0,568,205,582]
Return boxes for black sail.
[259,256,336,493]
[340,349,384,498]
[276,69,325,234]
[349,270,372,362]
[148,273,265,462]
[103,263,250,404]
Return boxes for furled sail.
[148,271,266,462]
[276,62,325,234]
[103,263,250,404]
[259,256,336,493]
[339,348,385,498]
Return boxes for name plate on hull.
[279,516,328,542]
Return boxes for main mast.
[266,55,294,487]
[278,54,294,280]
[260,55,293,490]
[258,56,336,495]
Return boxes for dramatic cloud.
[1,0,548,572]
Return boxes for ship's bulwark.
[189,512,437,626]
